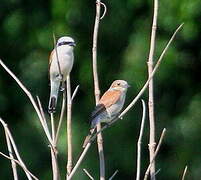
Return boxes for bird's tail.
[48,80,60,113]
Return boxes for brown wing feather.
[90,90,121,120]
[99,90,121,108]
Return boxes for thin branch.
[181,166,188,180]
[83,169,94,180]
[92,0,101,102]
[136,100,146,180]
[0,118,33,180]
[37,96,60,180]
[67,24,183,180]
[92,0,105,179]
[71,85,80,101]
[55,90,66,144]
[100,2,107,20]
[0,152,39,180]
[50,113,55,143]
[50,114,60,180]
[50,147,60,180]
[67,143,91,180]
[144,128,166,180]
[118,23,184,119]
[154,169,161,177]
[66,75,73,175]
[0,59,53,145]
[108,170,119,180]
[4,127,18,180]
[147,0,158,178]
[36,96,49,136]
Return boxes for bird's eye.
[117,83,120,86]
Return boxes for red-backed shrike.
[48,36,75,113]
[83,80,130,147]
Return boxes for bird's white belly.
[50,52,74,81]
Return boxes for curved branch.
[100,2,107,20]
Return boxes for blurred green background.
[0,0,201,179]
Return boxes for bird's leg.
[60,81,66,92]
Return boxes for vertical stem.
[50,110,60,180]
[4,129,18,180]
[93,1,101,102]
[147,0,158,179]
[66,75,73,175]
[50,148,60,180]
[51,113,55,143]
[55,91,67,144]
[136,100,146,180]
[92,0,105,179]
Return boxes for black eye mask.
[57,41,75,47]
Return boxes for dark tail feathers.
[48,96,57,113]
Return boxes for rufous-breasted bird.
[83,80,130,147]
[48,36,75,113]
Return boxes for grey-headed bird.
[48,36,75,113]
[83,80,130,147]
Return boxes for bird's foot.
[60,82,66,92]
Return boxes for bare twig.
[144,128,166,180]
[92,0,101,102]
[71,85,80,101]
[181,166,188,180]
[118,23,184,119]
[36,96,49,132]
[50,114,60,180]
[67,24,183,180]
[0,152,39,180]
[55,84,79,145]
[0,59,53,145]
[136,100,146,180]
[147,0,158,178]
[4,128,18,180]
[55,90,66,144]
[100,2,107,20]
[50,147,60,180]
[66,75,73,175]
[83,169,94,180]
[37,95,60,180]
[0,118,33,180]
[154,169,161,177]
[50,113,55,143]
[67,143,91,180]
[108,170,119,180]
[92,0,105,179]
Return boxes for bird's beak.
[127,84,131,88]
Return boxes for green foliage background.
[0,0,201,179]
